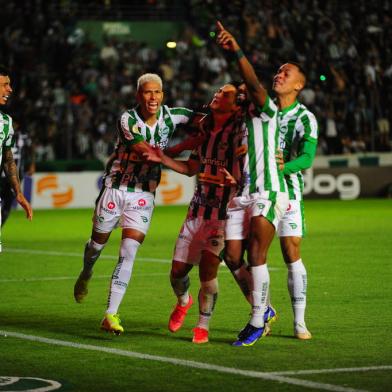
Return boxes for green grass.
[1,199,391,392]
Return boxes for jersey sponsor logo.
[102,207,116,215]
[132,124,141,134]
[191,193,221,208]
[138,199,146,207]
[160,126,170,136]
[200,157,227,167]
[289,223,298,229]
[96,215,105,223]
[107,201,116,209]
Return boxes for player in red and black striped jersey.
[144,82,244,343]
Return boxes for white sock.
[197,279,218,330]
[287,259,307,325]
[250,264,269,328]
[232,265,253,305]
[106,238,140,315]
[81,239,106,278]
[170,274,190,306]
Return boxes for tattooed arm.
[3,147,33,220]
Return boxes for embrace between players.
[74,22,318,346]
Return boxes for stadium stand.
[0,0,390,163]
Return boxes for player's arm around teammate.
[74,73,195,335]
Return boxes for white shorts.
[173,217,225,265]
[277,200,305,238]
[93,187,155,234]
[225,191,289,240]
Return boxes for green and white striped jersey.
[0,111,15,166]
[104,105,193,193]
[278,100,318,200]
[237,96,286,196]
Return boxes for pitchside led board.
[24,170,195,209]
[18,165,392,210]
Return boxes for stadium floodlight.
[166,41,177,49]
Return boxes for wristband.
[235,49,245,60]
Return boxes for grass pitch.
[0,199,391,392]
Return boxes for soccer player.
[274,62,318,339]
[73,73,194,334]
[216,22,288,346]
[144,82,243,343]
[0,65,33,250]
[0,120,35,226]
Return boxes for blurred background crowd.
[0,0,391,165]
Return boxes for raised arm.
[216,21,267,107]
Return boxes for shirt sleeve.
[169,107,194,126]
[4,115,14,148]
[253,96,277,119]
[117,112,144,146]
[283,111,318,175]
[283,139,317,175]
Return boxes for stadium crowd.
[0,0,391,163]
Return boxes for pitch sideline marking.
[5,248,171,264]
[2,330,388,392]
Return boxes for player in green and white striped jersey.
[0,65,33,251]
[216,22,289,346]
[73,73,194,334]
[274,62,318,340]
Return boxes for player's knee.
[223,250,243,271]
[170,260,190,279]
[200,278,218,295]
[281,237,301,263]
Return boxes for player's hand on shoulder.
[143,146,163,163]
[219,167,237,187]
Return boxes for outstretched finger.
[216,21,225,32]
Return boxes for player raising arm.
[216,22,288,346]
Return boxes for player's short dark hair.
[0,65,10,77]
[287,61,307,87]
[227,80,244,90]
